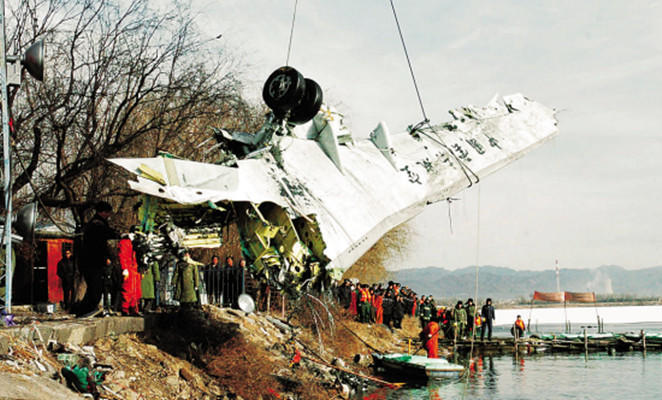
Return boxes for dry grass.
[206,330,336,400]
[207,336,283,399]
[290,297,423,361]
[343,222,412,283]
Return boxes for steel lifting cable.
[389,0,428,122]
[419,126,480,187]
[462,185,481,399]
[447,198,454,234]
[285,0,299,66]
[388,1,479,188]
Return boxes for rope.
[388,0,428,122]
[285,0,299,66]
[447,198,454,234]
[463,186,481,399]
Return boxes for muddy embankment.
[0,301,423,399]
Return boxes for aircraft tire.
[288,78,323,124]
[262,66,306,113]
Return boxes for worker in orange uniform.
[421,320,441,358]
[474,312,483,339]
[118,234,141,316]
[511,315,526,338]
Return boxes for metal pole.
[0,0,14,313]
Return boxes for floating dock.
[440,332,662,354]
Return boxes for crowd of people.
[199,255,248,308]
[57,201,250,317]
[61,201,524,349]
[335,280,416,329]
[334,279,501,343]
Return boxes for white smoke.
[586,270,613,294]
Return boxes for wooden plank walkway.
[439,336,662,354]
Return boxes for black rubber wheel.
[289,78,323,124]
[262,66,306,113]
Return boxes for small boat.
[531,332,621,341]
[372,353,464,380]
[624,332,662,344]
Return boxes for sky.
[194,0,662,271]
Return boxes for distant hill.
[391,265,662,301]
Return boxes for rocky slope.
[0,302,422,399]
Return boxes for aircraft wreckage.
[110,66,558,293]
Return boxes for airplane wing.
[110,93,557,287]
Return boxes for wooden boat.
[372,353,464,380]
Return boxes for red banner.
[564,292,596,303]
[532,291,565,302]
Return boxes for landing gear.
[289,78,323,124]
[262,66,323,125]
[262,66,306,114]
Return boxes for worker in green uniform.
[420,297,433,329]
[141,260,160,312]
[428,295,437,311]
[173,249,199,308]
[452,300,467,340]
[464,298,476,338]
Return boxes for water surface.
[375,351,660,400]
[366,318,662,399]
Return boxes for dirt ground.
[1,300,426,400]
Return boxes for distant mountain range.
[391,265,662,301]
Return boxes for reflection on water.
[373,350,661,400]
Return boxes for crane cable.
[388,0,479,188]
[388,0,428,122]
[285,0,299,66]
[463,186,481,399]
[387,4,483,351]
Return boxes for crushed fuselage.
[111,94,558,291]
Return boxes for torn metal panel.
[111,93,558,287]
[234,202,327,291]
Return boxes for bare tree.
[6,0,257,227]
[343,223,412,283]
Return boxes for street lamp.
[1,0,44,313]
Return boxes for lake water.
[373,351,661,400]
[363,308,662,400]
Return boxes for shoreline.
[498,300,662,309]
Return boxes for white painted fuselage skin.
[111,93,558,277]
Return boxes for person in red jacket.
[118,235,141,316]
[373,290,384,324]
[349,284,358,316]
[421,320,441,358]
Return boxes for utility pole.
[1,0,14,313]
[1,1,44,313]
